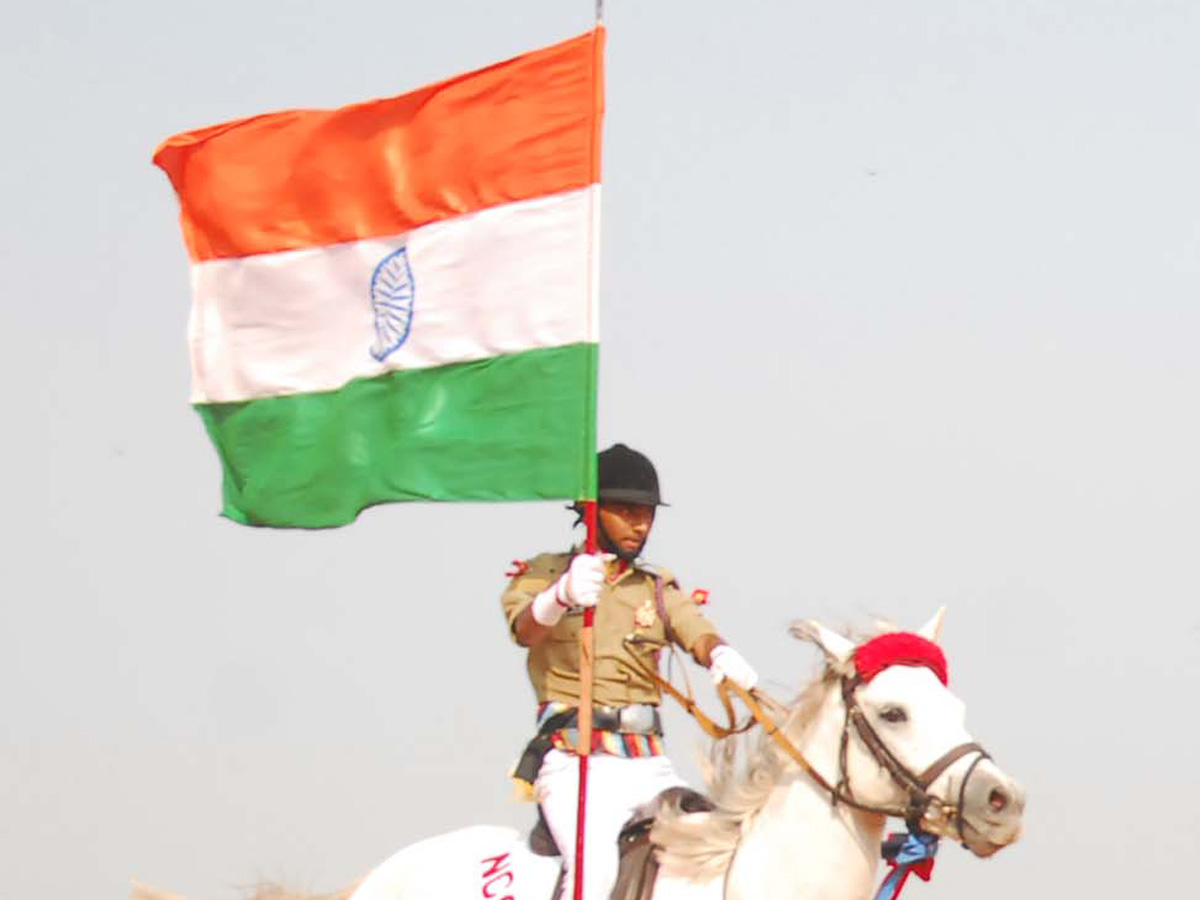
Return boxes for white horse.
[134,610,1024,900]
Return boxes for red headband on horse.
[854,632,948,686]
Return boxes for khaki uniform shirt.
[501,550,718,707]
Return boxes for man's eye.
[879,706,908,724]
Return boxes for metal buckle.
[617,704,658,734]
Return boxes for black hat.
[597,443,667,506]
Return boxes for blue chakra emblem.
[369,245,415,362]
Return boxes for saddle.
[529,786,715,900]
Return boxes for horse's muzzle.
[957,760,1026,857]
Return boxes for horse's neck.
[725,691,886,900]
[727,775,885,900]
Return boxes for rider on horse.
[500,443,759,900]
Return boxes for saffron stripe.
[154,29,605,261]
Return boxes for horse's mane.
[651,641,862,882]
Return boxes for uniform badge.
[634,598,658,629]
[691,588,710,606]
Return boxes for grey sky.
[2,1,1197,898]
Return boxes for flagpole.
[575,12,603,897]
[574,500,599,900]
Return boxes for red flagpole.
[574,499,599,900]
[577,11,604,895]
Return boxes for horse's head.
[791,608,1025,857]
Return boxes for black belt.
[512,705,663,787]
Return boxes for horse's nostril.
[989,789,1008,813]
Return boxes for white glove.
[710,644,759,691]
[530,553,615,626]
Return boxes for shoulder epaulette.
[636,561,679,586]
[504,551,569,581]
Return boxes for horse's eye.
[879,706,908,724]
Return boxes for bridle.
[621,633,992,839]
[833,673,991,836]
[710,676,990,840]
[707,674,989,900]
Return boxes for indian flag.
[154,29,604,528]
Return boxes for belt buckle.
[618,704,656,733]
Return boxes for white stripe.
[188,186,600,403]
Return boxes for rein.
[621,634,756,742]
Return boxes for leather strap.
[919,742,987,790]
[620,635,751,740]
[653,576,679,648]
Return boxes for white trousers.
[536,748,686,900]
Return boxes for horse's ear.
[790,619,855,664]
[917,606,946,644]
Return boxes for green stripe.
[195,344,598,528]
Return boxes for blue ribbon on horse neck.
[873,831,940,900]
